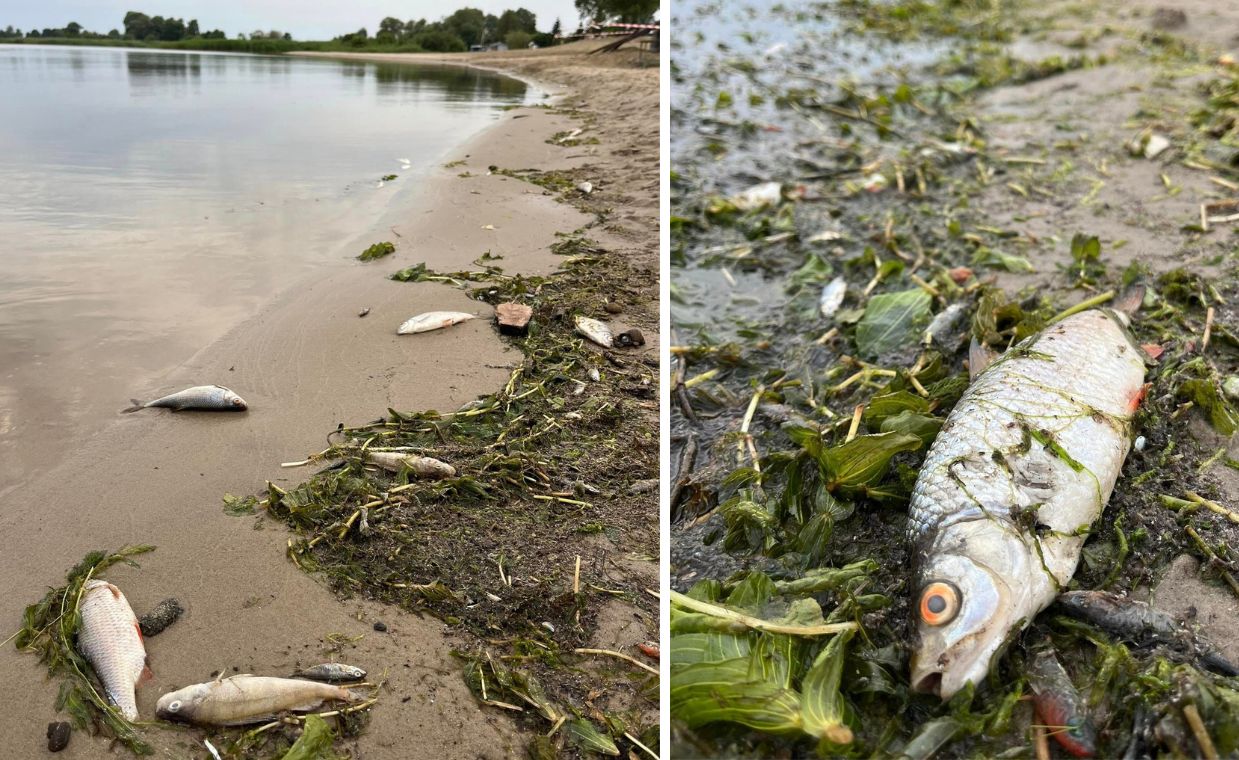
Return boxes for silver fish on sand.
[365,451,455,479]
[908,310,1146,698]
[78,580,150,720]
[574,316,613,348]
[156,675,358,726]
[123,385,247,413]
[818,276,847,319]
[292,663,367,683]
[396,311,475,335]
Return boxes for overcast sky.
[0,1,585,39]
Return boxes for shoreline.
[0,44,656,758]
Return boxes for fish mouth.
[912,671,943,697]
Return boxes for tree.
[412,29,465,52]
[378,16,404,42]
[574,0,657,24]
[505,31,532,49]
[187,19,199,37]
[443,8,485,48]
[551,18,562,37]
[123,11,151,39]
[64,22,82,37]
[107,29,120,38]
[497,8,536,36]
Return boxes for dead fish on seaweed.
[574,316,614,348]
[1054,589,1238,676]
[79,580,151,721]
[123,385,247,413]
[155,675,358,726]
[819,276,846,319]
[909,309,1147,698]
[396,311,475,335]
[1027,642,1097,758]
[292,663,366,683]
[365,451,455,479]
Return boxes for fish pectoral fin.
[140,664,154,684]
[968,337,999,381]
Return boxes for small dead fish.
[123,385,246,413]
[1027,644,1097,758]
[358,308,370,318]
[923,302,968,348]
[78,580,150,720]
[819,276,846,319]
[292,663,367,683]
[1054,590,1237,676]
[397,311,475,335]
[365,451,455,479]
[156,675,358,726]
[574,316,613,348]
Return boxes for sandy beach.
[0,40,657,758]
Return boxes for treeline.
[335,9,554,53]
[0,7,576,53]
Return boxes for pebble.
[373,621,388,632]
[47,722,70,752]
[138,598,184,638]
[603,301,623,314]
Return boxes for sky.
[0,0,585,39]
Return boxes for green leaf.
[670,632,751,666]
[670,659,804,734]
[1179,378,1239,435]
[800,629,855,744]
[879,411,943,446]
[820,432,922,494]
[971,247,1033,273]
[855,289,932,358]
[281,715,341,760]
[863,391,930,428]
[565,719,620,756]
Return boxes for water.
[0,44,528,493]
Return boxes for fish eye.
[167,700,181,712]
[918,581,961,626]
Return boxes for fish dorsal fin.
[105,582,122,599]
[968,337,999,381]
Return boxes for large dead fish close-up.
[908,308,1147,698]
[123,385,247,413]
[77,579,151,721]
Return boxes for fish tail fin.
[122,399,145,413]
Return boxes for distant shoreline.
[0,36,537,55]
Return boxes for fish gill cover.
[672,0,1239,757]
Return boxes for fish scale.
[907,309,1146,698]
[78,580,148,720]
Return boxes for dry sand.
[0,41,658,758]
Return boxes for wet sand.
[0,43,655,758]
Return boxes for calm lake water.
[0,44,529,493]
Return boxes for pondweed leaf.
[855,288,932,357]
[671,658,804,734]
[800,628,855,745]
[281,714,341,760]
[565,719,620,756]
[879,411,943,445]
[820,432,922,494]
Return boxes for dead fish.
[396,311,475,335]
[574,316,613,348]
[819,276,847,319]
[155,675,358,726]
[1027,644,1097,758]
[78,580,150,720]
[292,663,367,683]
[365,451,455,479]
[924,302,968,348]
[908,310,1146,698]
[123,385,246,413]
[1054,589,1238,676]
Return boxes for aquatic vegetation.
[357,241,396,261]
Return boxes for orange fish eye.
[919,581,961,626]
